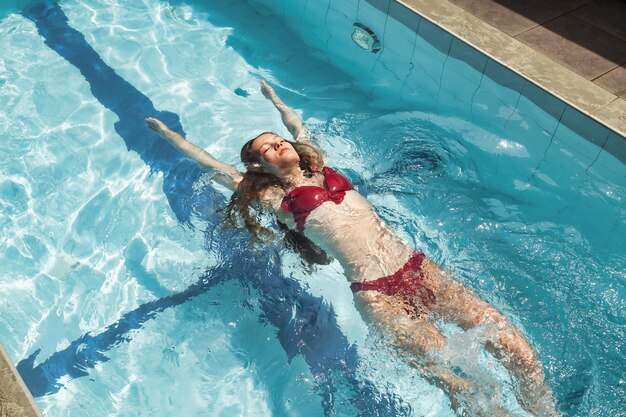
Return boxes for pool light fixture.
[351,22,381,53]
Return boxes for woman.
[146,81,558,416]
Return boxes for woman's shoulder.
[258,184,285,209]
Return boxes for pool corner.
[0,342,43,417]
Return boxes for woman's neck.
[278,166,308,187]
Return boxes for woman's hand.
[144,115,242,190]
[145,117,172,139]
[259,80,309,141]
[260,80,280,104]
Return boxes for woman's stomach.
[300,191,415,281]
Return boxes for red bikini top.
[281,167,353,232]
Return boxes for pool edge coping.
[394,0,626,139]
[0,342,43,417]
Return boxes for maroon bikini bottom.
[350,251,435,315]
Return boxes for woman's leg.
[422,263,559,416]
[354,291,473,413]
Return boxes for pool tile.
[364,0,391,14]
[326,38,355,69]
[540,136,595,187]
[388,0,421,32]
[384,11,419,46]
[448,38,488,76]
[470,60,525,129]
[329,0,359,20]
[556,105,612,152]
[515,82,567,135]
[398,0,464,23]
[437,74,477,114]
[220,0,258,19]
[382,35,416,70]
[601,132,626,165]
[484,59,525,97]
[438,41,485,112]
[283,0,307,21]
[408,47,445,87]
[372,59,406,91]
[543,136,599,181]
[356,0,390,41]
[380,48,413,77]
[325,6,354,29]
[299,31,332,59]
[516,14,626,80]
[304,0,330,23]
[503,114,558,159]
[325,14,361,62]
[471,87,517,130]
[400,64,440,108]
[447,0,563,37]
[400,84,439,110]
[246,0,276,17]
[441,53,480,87]
[435,88,466,114]
[417,18,453,63]
[325,30,356,61]
[348,39,382,72]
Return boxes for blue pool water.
[1,0,625,416]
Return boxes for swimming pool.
[1,0,624,415]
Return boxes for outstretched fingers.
[260,80,284,105]
[145,117,170,138]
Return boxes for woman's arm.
[260,80,310,141]
[145,117,242,191]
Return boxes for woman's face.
[250,133,300,173]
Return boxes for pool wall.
[0,342,42,417]
[247,0,626,168]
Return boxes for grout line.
[513,21,542,38]
[533,9,568,28]
[591,97,620,114]
[585,132,611,173]
[591,64,621,82]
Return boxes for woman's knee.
[476,307,507,329]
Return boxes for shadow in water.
[18,2,409,415]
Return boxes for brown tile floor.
[448,0,563,36]
[449,0,626,98]
[542,0,594,13]
[517,14,626,79]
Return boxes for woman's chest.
[270,189,373,231]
